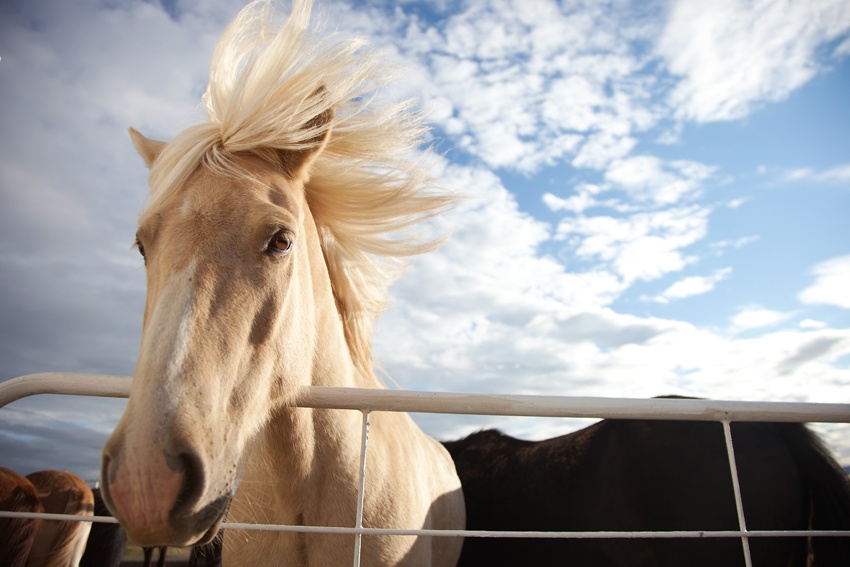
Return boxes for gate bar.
[3,373,850,422]
[1,511,848,540]
[722,420,752,567]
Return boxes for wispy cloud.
[604,156,716,204]
[799,255,850,309]
[374,0,663,174]
[782,163,850,183]
[799,318,828,330]
[554,205,708,283]
[656,0,850,122]
[648,267,733,304]
[730,306,793,332]
[710,235,760,254]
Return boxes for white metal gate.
[2,372,849,567]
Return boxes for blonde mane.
[143,0,452,377]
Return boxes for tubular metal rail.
[2,372,850,567]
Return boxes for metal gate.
[2,372,849,567]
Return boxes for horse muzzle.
[101,440,233,547]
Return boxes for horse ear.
[280,101,333,181]
[129,127,166,168]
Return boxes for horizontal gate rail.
[1,510,849,540]
[2,372,849,567]
[2,372,850,422]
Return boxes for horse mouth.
[178,494,232,546]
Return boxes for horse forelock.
[141,0,453,379]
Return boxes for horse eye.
[266,230,293,256]
[135,236,146,260]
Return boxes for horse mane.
[143,0,452,378]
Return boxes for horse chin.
[197,494,232,543]
[174,493,232,547]
[118,494,231,548]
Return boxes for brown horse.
[0,467,43,567]
[24,470,95,567]
[444,419,850,566]
[99,0,464,565]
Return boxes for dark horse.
[444,417,850,566]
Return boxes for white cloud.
[799,319,827,330]
[347,0,850,201]
[819,164,850,182]
[571,132,638,170]
[650,267,732,304]
[354,0,850,188]
[709,235,759,254]
[542,75,608,133]
[782,163,850,183]
[604,155,716,204]
[394,163,628,318]
[542,183,606,214]
[724,198,750,209]
[838,34,850,56]
[657,0,850,122]
[730,306,792,332]
[367,0,662,174]
[784,167,816,182]
[799,255,850,309]
[554,205,709,283]
[380,259,850,413]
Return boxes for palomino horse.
[445,418,850,566]
[82,489,214,567]
[100,0,464,565]
[0,467,42,567]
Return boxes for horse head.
[101,107,333,546]
[99,2,463,560]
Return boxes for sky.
[1,0,849,483]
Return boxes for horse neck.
[232,381,371,554]
[302,206,382,392]
[228,210,381,530]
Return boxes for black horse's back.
[445,419,850,566]
[776,423,850,565]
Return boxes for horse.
[98,1,465,565]
[79,488,128,567]
[82,489,218,567]
[0,467,43,567]
[444,417,850,566]
[24,470,95,567]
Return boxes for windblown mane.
[142,0,452,377]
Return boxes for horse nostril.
[167,450,206,518]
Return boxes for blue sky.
[1,0,849,481]
[608,61,850,327]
